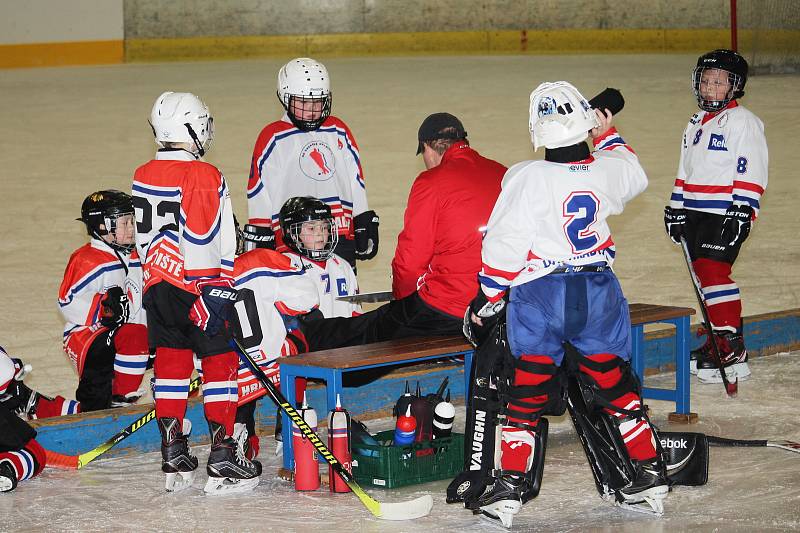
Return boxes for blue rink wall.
[31,308,800,459]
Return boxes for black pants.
[301,292,463,352]
[76,331,115,412]
[684,210,744,264]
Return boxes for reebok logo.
[661,437,688,449]
[708,133,727,151]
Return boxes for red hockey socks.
[693,258,742,331]
[111,324,150,397]
[200,351,239,437]
[153,347,194,424]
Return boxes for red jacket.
[392,143,506,317]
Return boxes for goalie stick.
[706,435,800,455]
[230,335,433,521]
[679,237,738,397]
[46,377,202,469]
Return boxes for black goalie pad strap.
[577,354,624,373]
[660,431,709,486]
[513,358,559,376]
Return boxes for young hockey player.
[133,91,260,494]
[231,221,319,459]
[664,49,768,384]
[246,57,379,268]
[58,190,150,412]
[279,197,361,318]
[466,82,665,526]
[0,347,52,492]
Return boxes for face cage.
[285,95,332,131]
[692,67,742,112]
[286,219,338,262]
[102,212,135,254]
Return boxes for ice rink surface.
[2,352,799,532]
[0,53,798,531]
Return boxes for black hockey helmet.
[78,190,135,253]
[279,196,338,261]
[692,49,748,112]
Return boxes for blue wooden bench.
[278,302,696,471]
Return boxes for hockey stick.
[679,237,738,397]
[231,335,433,521]
[46,377,202,469]
[707,435,800,455]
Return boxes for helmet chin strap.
[91,230,131,275]
[184,123,205,157]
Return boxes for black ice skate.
[159,417,198,492]
[110,388,146,408]
[689,328,713,375]
[0,461,18,493]
[696,331,750,384]
[617,458,668,516]
[204,421,262,495]
[476,473,527,529]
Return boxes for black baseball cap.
[416,112,467,155]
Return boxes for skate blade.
[165,470,196,492]
[275,441,283,456]
[617,485,667,516]
[203,475,260,495]
[478,500,521,529]
[697,366,747,384]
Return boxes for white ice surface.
[3,352,798,532]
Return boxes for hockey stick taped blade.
[45,449,79,469]
[377,494,434,520]
[768,441,800,454]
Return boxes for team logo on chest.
[299,141,336,181]
[708,133,727,151]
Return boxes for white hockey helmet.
[529,81,599,151]
[149,91,214,156]
[277,57,332,131]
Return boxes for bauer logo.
[708,134,728,151]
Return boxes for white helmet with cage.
[529,81,599,151]
[276,58,332,131]
[149,91,214,156]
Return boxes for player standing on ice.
[133,92,261,494]
[466,82,666,526]
[247,58,379,268]
[58,190,150,411]
[664,49,768,384]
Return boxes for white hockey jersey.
[247,115,369,243]
[58,239,146,337]
[284,251,361,318]
[479,128,648,300]
[233,248,319,402]
[670,101,768,217]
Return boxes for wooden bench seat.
[278,302,695,469]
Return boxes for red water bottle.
[328,394,352,493]
[393,405,417,446]
[293,392,320,491]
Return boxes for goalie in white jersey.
[466,82,665,526]
[664,49,768,384]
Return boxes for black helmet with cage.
[279,196,338,261]
[692,49,748,112]
[78,190,135,253]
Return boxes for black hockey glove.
[99,286,130,328]
[242,224,276,251]
[189,279,237,337]
[353,210,379,260]
[589,88,625,116]
[663,206,687,245]
[720,204,753,247]
[463,289,506,347]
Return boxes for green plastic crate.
[351,430,464,488]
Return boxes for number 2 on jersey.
[562,192,599,253]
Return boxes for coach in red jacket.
[301,113,506,349]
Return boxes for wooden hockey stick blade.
[707,435,800,454]
[336,291,394,304]
[75,377,202,468]
[679,237,738,397]
[231,335,433,520]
